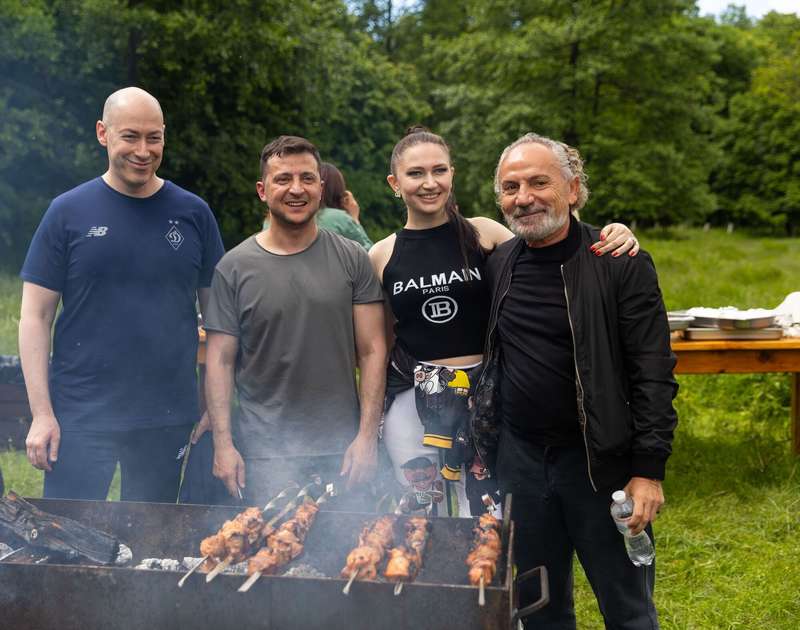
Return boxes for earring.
[394,189,401,198]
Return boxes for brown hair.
[319,162,346,210]
[390,126,482,263]
[260,135,321,179]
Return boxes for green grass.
[2,228,800,627]
[0,272,21,355]
[1,448,121,501]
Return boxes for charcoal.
[0,491,120,565]
[282,563,326,578]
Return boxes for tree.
[0,0,126,269]
[0,0,429,261]
[713,12,800,233]
[394,0,719,227]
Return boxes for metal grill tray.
[683,327,783,341]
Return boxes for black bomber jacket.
[470,221,679,490]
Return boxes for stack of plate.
[670,308,782,340]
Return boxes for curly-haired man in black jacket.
[472,133,678,629]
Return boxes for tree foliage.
[712,13,800,233]
[0,1,797,269]
[394,0,720,226]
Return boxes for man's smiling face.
[497,142,578,246]
[257,152,323,228]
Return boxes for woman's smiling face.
[388,142,454,219]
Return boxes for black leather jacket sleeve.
[614,251,678,479]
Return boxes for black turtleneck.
[497,216,583,447]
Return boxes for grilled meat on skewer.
[199,519,251,570]
[340,515,396,581]
[466,513,502,586]
[384,547,418,581]
[238,490,332,592]
[342,545,382,579]
[245,501,320,577]
[384,517,430,585]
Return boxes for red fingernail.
[600,233,606,240]
[595,250,601,256]
[612,251,620,257]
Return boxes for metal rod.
[178,556,206,588]
[342,570,358,595]
[205,558,230,582]
[0,547,23,562]
[237,571,260,593]
[261,483,299,512]
[478,575,485,607]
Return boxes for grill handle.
[511,565,549,625]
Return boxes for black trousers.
[498,435,659,630]
[43,425,192,503]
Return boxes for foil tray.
[684,308,776,330]
[683,327,783,341]
[715,315,776,330]
[668,315,694,331]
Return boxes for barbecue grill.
[0,497,548,629]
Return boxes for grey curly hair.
[493,133,590,212]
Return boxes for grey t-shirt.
[204,230,384,458]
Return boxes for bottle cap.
[612,490,627,504]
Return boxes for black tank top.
[383,221,490,361]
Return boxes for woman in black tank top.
[369,127,638,517]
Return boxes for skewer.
[206,487,312,584]
[204,558,232,582]
[237,484,334,593]
[342,570,358,595]
[0,547,23,562]
[262,483,299,512]
[394,582,403,596]
[178,483,301,588]
[178,555,206,588]
[478,575,485,607]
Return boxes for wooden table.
[671,337,800,454]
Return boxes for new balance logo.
[85,226,108,237]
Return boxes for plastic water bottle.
[610,490,655,567]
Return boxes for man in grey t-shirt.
[202,135,386,504]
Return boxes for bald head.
[102,87,163,128]
[96,87,166,197]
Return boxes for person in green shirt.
[263,161,373,250]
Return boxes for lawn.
[2,227,800,628]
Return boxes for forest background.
[1,0,799,268]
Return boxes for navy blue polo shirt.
[21,177,225,431]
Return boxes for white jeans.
[382,387,471,517]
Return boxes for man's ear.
[256,180,267,202]
[568,176,579,206]
[96,120,108,147]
